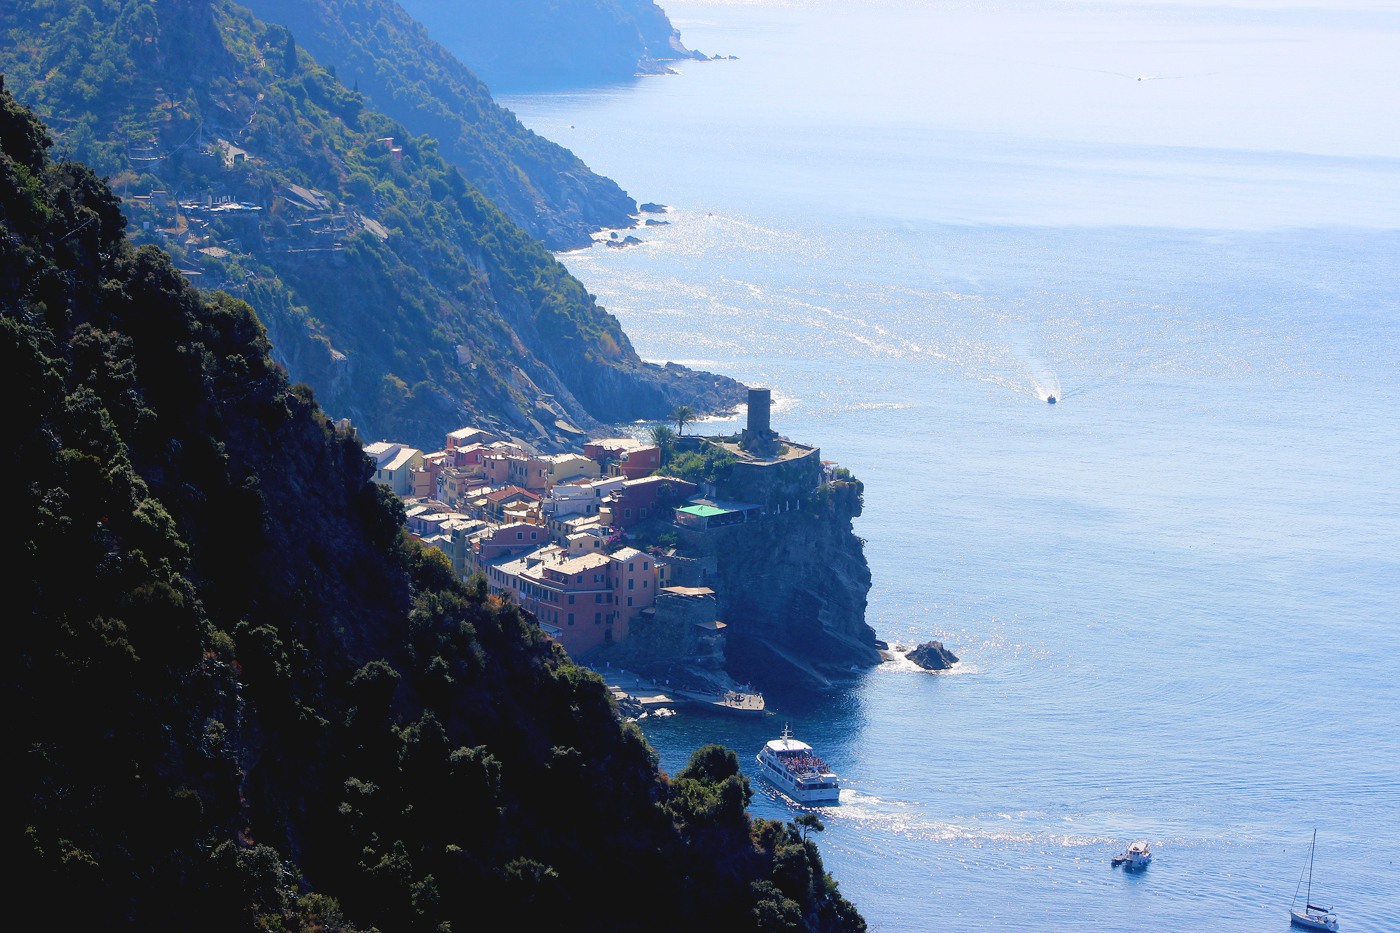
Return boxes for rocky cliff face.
[0,0,746,453]
[687,488,880,688]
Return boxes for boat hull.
[1290,910,1339,932]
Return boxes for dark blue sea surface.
[499,3,1400,929]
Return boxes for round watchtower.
[747,387,772,435]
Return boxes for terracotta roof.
[485,485,540,503]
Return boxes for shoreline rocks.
[906,641,959,671]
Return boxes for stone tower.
[741,387,778,452]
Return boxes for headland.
[376,386,880,690]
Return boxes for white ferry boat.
[755,725,841,804]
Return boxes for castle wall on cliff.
[720,444,823,509]
[665,425,878,686]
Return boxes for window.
[628,562,635,572]
[595,612,602,624]
[643,580,648,588]
[625,508,632,518]
[530,531,537,539]
[516,531,523,540]
[627,596,633,606]
[568,613,574,625]
[595,594,602,603]
[568,594,575,605]
[643,561,649,570]
[628,578,634,590]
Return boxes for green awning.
[676,504,730,517]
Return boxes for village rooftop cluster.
[362,389,843,660]
[366,426,717,656]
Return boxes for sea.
[496,2,1400,929]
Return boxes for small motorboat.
[1046,395,1057,404]
[1112,841,1151,869]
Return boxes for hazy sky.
[669,0,1400,159]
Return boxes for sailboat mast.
[1306,828,1316,907]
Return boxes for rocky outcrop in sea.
[907,641,959,671]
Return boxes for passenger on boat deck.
[783,753,826,772]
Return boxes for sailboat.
[1289,829,1339,932]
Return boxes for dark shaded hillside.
[0,0,742,451]
[237,0,638,249]
[3,90,863,933]
[399,0,708,90]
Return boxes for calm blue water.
[497,2,1400,929]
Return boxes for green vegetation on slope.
[237,0,639,249]
[3,89,862,932]
[0,0,742,450]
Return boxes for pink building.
[485,544,664,656]
[471,522,548,563]
[584,438,661,479]
[608,546,658,618]
[507,453,550,491]
[489,552,620,655]
[608,475,698,528]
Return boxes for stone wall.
[613,590,725,669]
[719,444,822,510]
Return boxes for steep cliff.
[398,0,709,91]
[0,0,745,451]
[4,87,864,933]
[639,439,880,687]
[237,0,638,250]
[702,490,880,688]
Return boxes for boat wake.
[828,791,1121,850]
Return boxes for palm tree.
[650,424,676,449]
[672,405,696,435]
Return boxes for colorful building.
[364,442,423,496]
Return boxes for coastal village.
[361,389,847,712]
